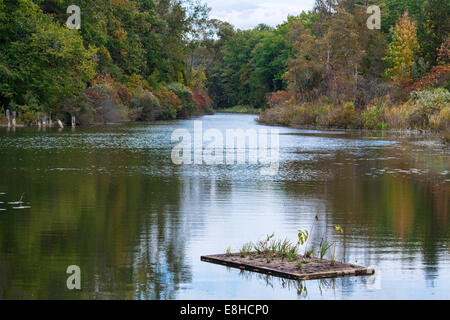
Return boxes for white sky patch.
[205,0,316,30]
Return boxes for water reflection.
[237,270,309,298]
[0,114,449,299]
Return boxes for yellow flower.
[335,225,344,234]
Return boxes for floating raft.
[201,253,374,281]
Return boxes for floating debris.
[8,193,26,205]
[12,206,31,210]
[0,208,6,211]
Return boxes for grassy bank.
[259,88,450,143]
[217,105,260,114]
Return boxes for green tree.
[0,0,96,112]
[384,11,420,87]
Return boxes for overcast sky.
[205,0,316,30]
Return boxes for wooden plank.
[201,254,374,281]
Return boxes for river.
[0,113,448,299]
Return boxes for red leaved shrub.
[266,91,290,108]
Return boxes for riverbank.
[258,115,450,144]
[217,105,260,114]
[258,88,450,144]
[0,74,215,127]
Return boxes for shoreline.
[1,113,448,144]
[256,119,448,141]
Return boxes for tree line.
[193,0,449,139]
[0,0,214,124]
[0,0,449,139]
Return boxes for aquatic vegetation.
[271,239,294,259]
[305,247,315,258]
[286,246,299,262]
[240,242,253,257]
[297,230,309,246]
[335,226,344,234]
[233,225,344,264]
[330,226,344,265]
[254,233,275,254]
[225,246,232,256]
[303,215,319,257]
[319,239,333,260]
[269,239,281,253]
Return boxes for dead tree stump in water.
[12,111,16,127]
[6,109,10,127]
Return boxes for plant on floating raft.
[330,226,344,266]
[286,245,299,262]
[240,242,253,257]
[303,215,319,257]
[319,239,333,260]
[254,233,274,254]
[297,229,309,246]
[305,246,315,258]
[225,246,232,256]
[234,224,344,264]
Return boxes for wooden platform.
[201,253,374,281]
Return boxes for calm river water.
[0,114,449,299]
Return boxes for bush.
[258,106,284,125]
[259,101,360,128]
[17,105,38,125]
[384,102,412,129]
[362,105,385,129]
[192,90,214,115]
[65,81,129,125]
[341,102,358,127]
[166,83,198,118]
[408,88,450,127]
[266,91,290,108]
[154,87,182,120]
[430,106,450,131]
[130,88,161,121]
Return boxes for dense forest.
[0,0,449,139]
[0,0,215,124]
[196,0,449,139]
